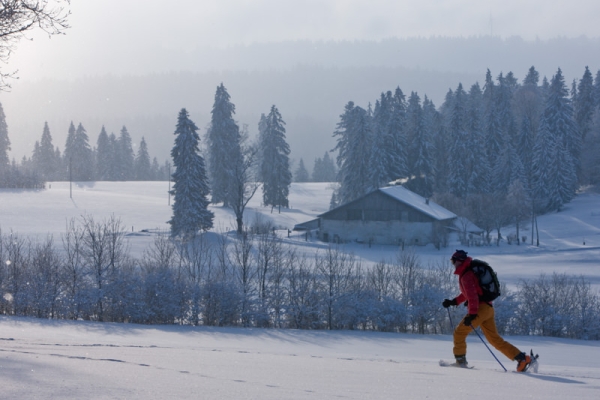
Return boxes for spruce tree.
[533,68,578,211]
[95,126,112,181]
[433,89,454,194]
[33,122,59,181]
[62,121,77,181]
[66,123,94,181]
[117,126,135,180]
[465,83,490,195]
[574,66,595,144]
[405,92,434,197]
[333,102,373,204]
[447,83,469,197]
[369,90,407,188]
[312,151,337,182]
[294,158,310,182]
[259,105,292,210]
[135,137,152,180]
[168,108,214,239]
[207,83,242,206]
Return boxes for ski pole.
[470,325,507,372]
[447,307,454,328]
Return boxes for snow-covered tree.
[312,151,337,182]
[95,126,112,181]
[134,137,152,180]
[333,102,373,204]
[369,89,407,188]
[65,123,94,181]
[465,83,490,195]
[405,92,434,197]
[574,67,595,165]
[294,158,310,182]
[259,105,292,211]
[533,68,578,212]
[447,83,469,197]
[168,108,214,239]
[32,122,59,181]
[116,126,135,180]
[207,83,242,207]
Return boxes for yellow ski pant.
[453,303,521,360]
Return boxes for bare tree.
[230,141,260,234]
[0,1,71,89]
[79,214,128,321]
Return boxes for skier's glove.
[463,314,477,326]
[442,298,457,308]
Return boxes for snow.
[1,181,600,399]
[379,185,457,221]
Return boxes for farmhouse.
[302,185,457,247]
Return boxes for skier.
[442,249,532,371]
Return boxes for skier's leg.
[478,303,521,360]
[453,316,473,357]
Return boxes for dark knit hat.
[451,249,468,262]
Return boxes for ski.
[439,360,474,369]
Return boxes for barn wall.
[318,219,434,246]
[322,191,435,223]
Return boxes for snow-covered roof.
[377,186,456,221]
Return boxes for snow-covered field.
[1,181,600,399]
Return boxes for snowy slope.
[4,181,599,288]
[1,316,599,399]
[1,182,600,398]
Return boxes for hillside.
[1,181,600,289]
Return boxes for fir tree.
[62,121,77,180]
[369,90,407,188]
[333,102,373,204]
[433,89,453,194]
[447,83,469,197]
[574,66,595,143]
[206,83,242,207]
[294,158,310,182]
[312,151,336,182]
[168,108,214,239]
[259,105,292,210]
[95,126,112,181]
[533,68,578,211]
[483,70,503,171]
[135,137,152,180]
[65,123,94,181]
[116,126,135,180]
[465,83,490,195]
[405,92,434,197]
[514,66,542,197]
[32,122,59,181]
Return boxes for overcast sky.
[9,0,600,81]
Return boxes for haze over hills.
[2,36,600,170]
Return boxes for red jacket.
[453,257,484,315]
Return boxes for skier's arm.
[462,271,480,315]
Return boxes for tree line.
[0,105,170,188]
[331,66,600,245]
[0,218,598,340]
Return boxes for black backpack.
[468,259,501,302]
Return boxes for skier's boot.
[455,355,468,368]
[515,352,532,372]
